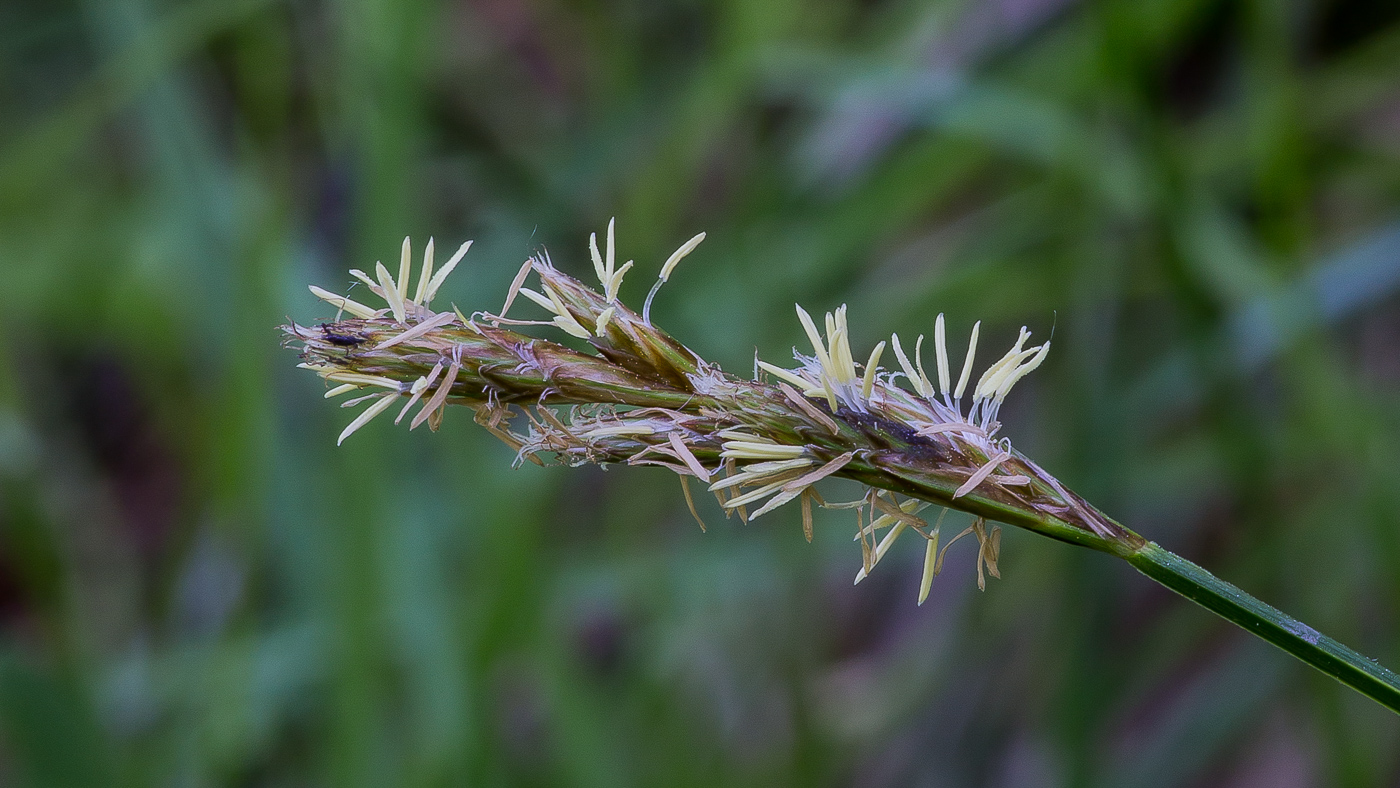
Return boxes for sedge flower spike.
[289,226,1118,601]
[283,224,1400,715]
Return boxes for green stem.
[872,465,1400,712]
[1128,542,1400,713]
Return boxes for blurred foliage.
[3,0,1400,784]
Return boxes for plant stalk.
[1128,542,1400,713]
[873,466,1400,711]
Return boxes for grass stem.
[1128,542,1400,713]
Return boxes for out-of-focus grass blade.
[1103,641,1286,788]
[0,0,276,200]
[0,650,115,787]
[1231,222,1400,371]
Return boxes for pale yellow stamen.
[501,259,533,316]
[605,261,633,302]
[309,286,377,319]
[776,382,840,435]
[410,361,460,431]
[756,360,812,391]
[724,475,805,509]
[542,284,572,320]
[978,346,1040,403]
[590,230,607,285]
[587,424,655,438]
[324,372,403,391]
[748,486,804,518]
[954,450,1012,498]
[397,237,413,307]
[916,422,986,438]
[796,306,841,411]
[914,334,933,398]
[666,432,710,481]
[516,287,556,312]
[375,261,406,323]
[918,536,939,605]
[595,307,616,337]
[993,342,1050,402]
[339,391,386,408]
[395,362,444,424]
[934,313,950,396]
[954,321,980,399]
[373,311,455,350]
[338,393,398,446]
[917,508,950,606]
[980,524,1002,589]
[853,498,928,539]
[891,334,930,398]
[553,316,592,339]
[543,285,592,339]
[827,306,857,385]
[454,305,475,330]
[779,452,854,493]
[973,327,1031,400]
[423,240,471,306]
[801,491,814,542]
[605,218,615,280]
[659,232,706,282]
[854,519,907,584]
[862,341,885,400]
[719,441,807,461]
[413,238,435,304]
[707,458,813,492]
[795,305,833,375]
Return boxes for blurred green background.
[3,0,1400,784]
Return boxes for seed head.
[284,220,1138,604]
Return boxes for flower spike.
[287,226,1121,605]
